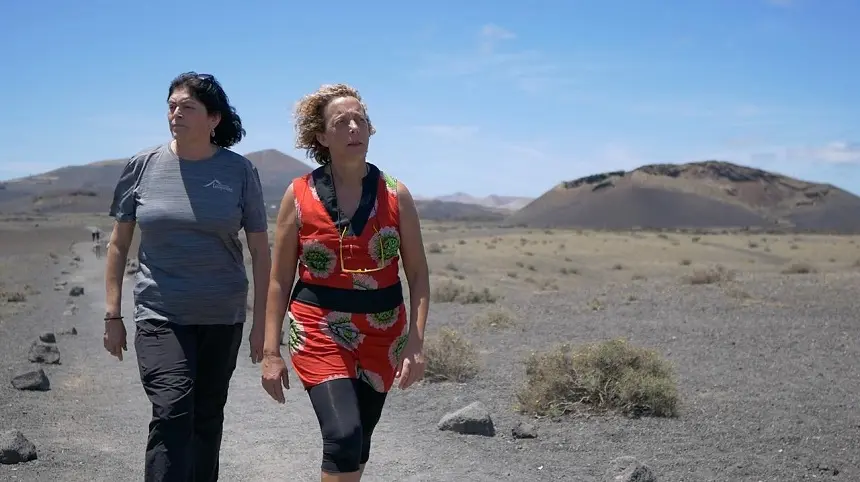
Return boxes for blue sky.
[1,0,858,197]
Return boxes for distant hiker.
[102,71,270,482]
[260,83,430,479]
[91,228,100,243]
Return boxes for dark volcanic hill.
[505,160,860,233]
[0,150,507,222]
[0,148,313,214]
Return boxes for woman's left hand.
[249,321,265,364]
[396,335,426,389]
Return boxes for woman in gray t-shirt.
[103,71,271,481]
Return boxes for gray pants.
[134,318,243,482]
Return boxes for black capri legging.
[307,377,388,474]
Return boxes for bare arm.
[245,230,271,327]
[396,181,430,342]
[105,221,135,317]
[263,184,300,357]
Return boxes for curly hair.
[293,83,376,165]
[168,72,246,148]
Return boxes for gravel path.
[2,239,860,481]
[1,243,545,481]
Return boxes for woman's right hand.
[103,318,127,361]
[261,353,290,403]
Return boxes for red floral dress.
[287,163,408,393]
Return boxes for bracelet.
[104,316,123,321]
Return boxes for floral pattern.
[320,311,365,350]
[383,172,398,196]
[367,305,400,330]
[289,165,408,393]
[287,312,306,354]
[369,226,400,266]
[352,273,378,290]
[300,240,336,278]
[388,321,410,369]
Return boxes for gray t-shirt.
[109,143,268,326]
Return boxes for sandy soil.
[2,217,860,481]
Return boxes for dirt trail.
[1,242,531,481]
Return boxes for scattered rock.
[27,341,60,364]
[437,401,496,436]
[604,456,657,482]
[11,368,50,391]
[68,286,84,297]
[0,430,38,464]
[3,292,27,303]
[512,421,537,439]
[72,255,81,262]
[63,304,78,316]
[39,332,56,343]
[58,327,77,336]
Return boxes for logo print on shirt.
[204,179,233,192]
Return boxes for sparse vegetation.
[516,338,679,419]
[431,279,497,304]
[686,265,735,285]
[423,328,479,383]
[471,307,518,330]
[2,291,27,303]
[781,262,817,274]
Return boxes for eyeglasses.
[196,73,215,82]
[339,224,385,273]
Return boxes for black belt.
[290,279,404,314]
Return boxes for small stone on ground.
[27,341,60,364]
[11,368,50,391]
[437,401,496,436]
[604,456,657,482]
[512,421,538,439]
[0,430,38,465]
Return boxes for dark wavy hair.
[167,72,246,148]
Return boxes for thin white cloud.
[630,101,768,120]
[788,141,860,165]
[479,24,516,54]
[414,24,573,95]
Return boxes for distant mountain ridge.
[418,192,533,211]
[0,148,313,214]
[0,149,519,221]
[4,153,859,233]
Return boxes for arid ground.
[2,213,859,481]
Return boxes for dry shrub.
[1,291,27,303]
[517,338,679,418]
[471,307,517,330]
[685,264,734,285]
[423,328,479,382]
[781,262,817,275]
[431,280,497,304]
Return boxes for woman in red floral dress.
[261,83,430,481]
